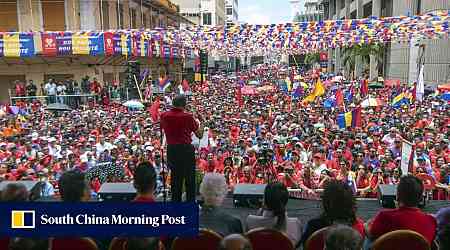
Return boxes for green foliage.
[342,43,385,75]
[304,52,320,65]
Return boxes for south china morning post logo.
[11,210,35,229]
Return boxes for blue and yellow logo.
[11,210,35,229]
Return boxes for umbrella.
[123,100,145,109]
[441,92,450,101]
[361,97,384,108]
[45,103,72,112]
[369,82,384,89]
[437,83,450,92]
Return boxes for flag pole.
[133,75,144,102]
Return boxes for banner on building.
[0,33,34,57]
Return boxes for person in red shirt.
[368,175,437,245]
[161,95,204,202]
[133,162,156,203]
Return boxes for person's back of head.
[324,225,362,250]
[58,170,90,202]
[321,180,356,224]
[199,173,228,207]
[126,237,159,250]
[133,162,156,195]
[172,95,187,108]
[9,238,48,250]
[218,234,252,250]
[1,183,29,201]
[264,182,289,230]
[439,224,450,250]
[397,175,423,207]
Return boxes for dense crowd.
[1,63,449,250]
[2,64,449,201]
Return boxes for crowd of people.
[1,63,449,249]
[2,64,450,199]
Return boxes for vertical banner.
[147,39,153,58]
[89,32,104,56]
[3,33,20,57]
[139,34,147,57]
[163,44,171,58]
[72,32,90,55]
[401,140,413,176]
[0,33,3,56]
[120,34,131,57]
[131,34,139,57]
[104,32,115,56]
[113,33,122,55]
[42,33,57,56]
[18,34,34,57]
[56,32,73,55]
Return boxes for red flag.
[149,98,160,122]
[335,89,344,107]
[182,79,190,92]
[169,46,174,65]
[360,79,368,97]
[104,32,115,56]
[41,33,57,56]
[236,87,243,107]
[351,107,362,128]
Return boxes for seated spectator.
[218,234,253,250]
[438,224,450,250]
[435,206,450,234]
[247,182,302,245]
[368,175,437,244]
[1,183,29,201]
[133,161,157,202]
[299,180,365,249]
[9,238,49,250]
[199,173,243,236]
[324,225,362,250]
[58,170,91,202]
[126,237,159,250]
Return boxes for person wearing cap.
[160,95,204,202]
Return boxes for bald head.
[218,234,252,250]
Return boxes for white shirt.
[246,210,303,245]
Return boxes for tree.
[304,52,320,66]
[342,43,385,78]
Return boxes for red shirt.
[133,196,155,203]
[369,207,437,244]
[161,108,199,145]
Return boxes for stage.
[219,195,449,227]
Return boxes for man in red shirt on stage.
[368,175,437,245]
[161,95,204,202]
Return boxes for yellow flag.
[72,33,89,55]
[4,34,20,57]
[313,78,325,97]
[121,34,128,57]
[140,35,146,57]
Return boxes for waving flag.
[360,79,369,97]
[335,88,344,107]
[392,92,412,107]
[285,77,292,92]
[416,64,424,102]
[302,78,325,103]
[158,76,170,91]
[337,107,362,129]
[149,98,161,122]
[182,79,190,92]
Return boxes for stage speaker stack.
[126,60,140,100]
[233,184,266,208]
[378,184,397,208]
[98,183,136,201]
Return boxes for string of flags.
[0,11,448,58]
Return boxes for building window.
[0,0,18,31]
[226,8,232,15]
[203,12,212,25]
[101,0,110,30]
[42,0,65,31]
[118,3,124,29]
[143,13,148,28]
[130,8,137,29]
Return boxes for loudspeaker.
[378,184,397,208]
[98,183,136,201]
[233,184,266,208]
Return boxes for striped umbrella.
[361,97,384,108]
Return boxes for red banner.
[103,32,114,56]
[41,33,57,56]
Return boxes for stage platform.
[220,196,449,226]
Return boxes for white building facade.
[226,0,239,24]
